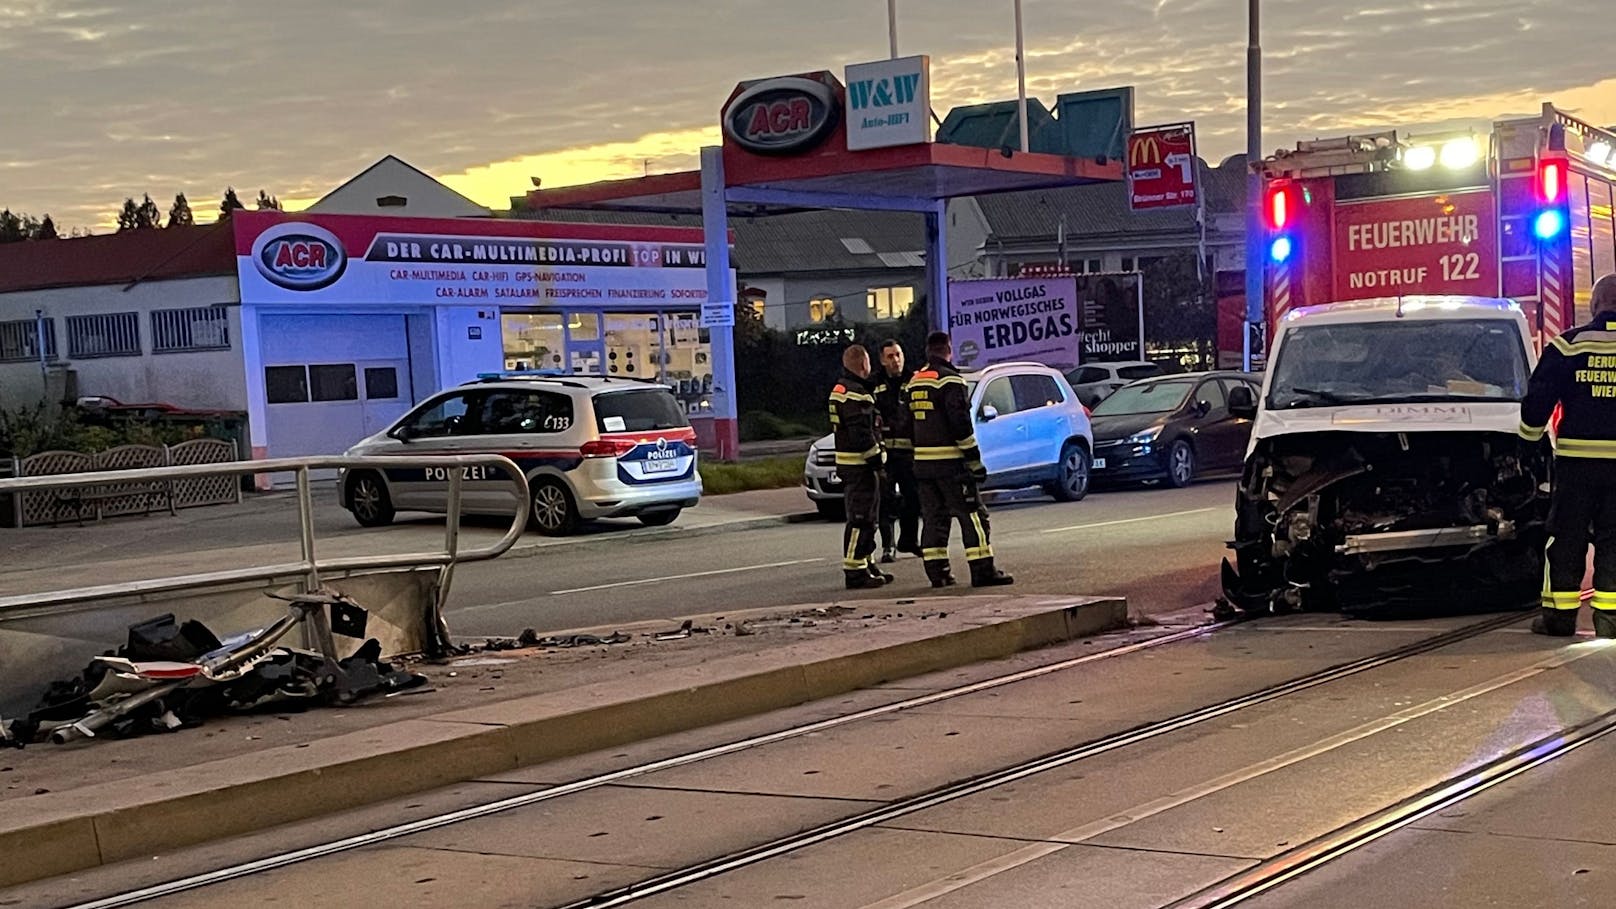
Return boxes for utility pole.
[1243,0,1263,372]
[1014,0,1029,153]
[887,0,898,58]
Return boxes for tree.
[0,209,24,243]
[116,198,140,232]
[35,215,57,240]
[255,190,281,211]
[167,193,194,227]
[135,194,162,229]
[1140,252,1216,370]
[220,187,246,218]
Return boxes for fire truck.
[1249,103,1616,353]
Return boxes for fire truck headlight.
[1534,210,1566,240]
[1403,145,1438,170]
[1439,138,1480,169]
[1269,236,1293,263]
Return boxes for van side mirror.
[1228,385,1258,420]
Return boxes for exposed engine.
[1220,431,1551,615]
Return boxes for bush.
[739,410,823,442]
[699,455,804,496]
[0,403,202,459]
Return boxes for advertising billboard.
[946,276,1082,370]
[1127,123,1198,211]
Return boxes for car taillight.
[581,439,637,458]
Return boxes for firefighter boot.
[969,559,1015,588]
[1530,607,1577,637]
[924,561,956,589]
[1595,611,1616,639]
[867,559,895,585]
[846,569,887,590]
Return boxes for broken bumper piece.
[1336,521,1516,555]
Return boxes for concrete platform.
[0,592,1126,888]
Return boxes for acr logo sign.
[723,77,840,155]
[250,221,348,291]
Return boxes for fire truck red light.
[1540,162,1565,202]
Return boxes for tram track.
[58,608,1537,909]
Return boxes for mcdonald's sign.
[1127,122,1198,211]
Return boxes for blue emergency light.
[1269,236,1294,263]
[1534,209,1566,240]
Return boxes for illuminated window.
[809,296,837,323]
[867,286,914,321]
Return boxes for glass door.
[565,312,605,376]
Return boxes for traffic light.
[1534,157,1568,240]
[1265,182,1298,263]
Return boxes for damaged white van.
[1219,296,1552,616]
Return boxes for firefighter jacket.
[908,356,984,478]
[1520,316,1616,458]
[830,370,884,469]
[873,367,915,451]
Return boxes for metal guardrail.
[0,455,531,648]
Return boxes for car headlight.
[1125,427,1162,445]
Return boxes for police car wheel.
[637,509,681,527]
[530,479,580,536]
[347,472,395,527]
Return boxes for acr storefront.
[0,211,732,475]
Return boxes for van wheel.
[347,472,395,527]
[530,479,581,536]
[637,509,681,527]
[1049,442,1091,502]
[1167,440,1196,488]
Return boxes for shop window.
[478,390,573,434]
[567,312,601,342]
[265,366,309,404]
[501,312,565,371]
[152,306,230,353]
[0,318,56,363]
[605,313,659,377]
[66,312,139,359]
[364,367,400,400]
[662,312,713,414]
[309,364,359,402]
[868,286,914,321]
[809,296,837,323]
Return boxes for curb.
[0,596,1126,887]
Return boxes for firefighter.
[908,330,1013,588]
[1520,273,1616,637]
[829,344,892,589]
[873,338,921,563]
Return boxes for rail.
[0,455,530,652]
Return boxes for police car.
[341,373,702,536]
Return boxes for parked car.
[341,373,701,536]
[1065,361,1167,408]
[1219,296,1550,615]
[1090,371,1262,488]
[804,361,1094,518]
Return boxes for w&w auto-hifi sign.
[1127,123,1198,211]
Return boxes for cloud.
[1,0,1611,231]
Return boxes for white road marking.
[1039,507,1219,535]
[549,558,826,595]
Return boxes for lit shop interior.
[499,310,715,415]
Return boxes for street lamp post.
[888,0,898,58]
[1243,0,1263,371]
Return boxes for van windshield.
[1266,318,1530,409]
[594,389,689,433]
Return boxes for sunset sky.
[3,0,1612,231]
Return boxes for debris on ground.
[2,593,426,749]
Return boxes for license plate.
[642,458,681,474]
[1092,458,1107,469]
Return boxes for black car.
[1089,371,1262,487]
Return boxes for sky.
[3,0,1613,232]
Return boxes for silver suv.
[341,374,702,535]
[804,361,1094,517]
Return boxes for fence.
[4,438,241,527]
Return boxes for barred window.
[0,318,58,363]
[152,306,231,353]
[66,312,141,358]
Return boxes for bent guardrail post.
[0,454,531,659]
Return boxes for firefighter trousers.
[841,466,881,571]
[916,471,993,568]
[1543,458,1616,632]
[879,451,921,552]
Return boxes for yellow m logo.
[1130,135,1161,166]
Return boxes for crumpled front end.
[1219,430,1550,616]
